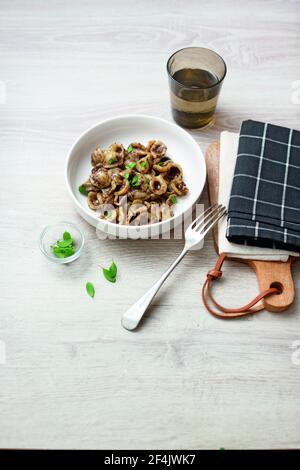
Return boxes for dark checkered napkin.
[226,120,300,251]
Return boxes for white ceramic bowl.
[65,115,206,238]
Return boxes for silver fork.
[121,203,227,331]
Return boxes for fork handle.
[121,246,188,331]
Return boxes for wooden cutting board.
[205,142,298,312]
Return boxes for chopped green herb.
[86,282,95,298]
[169,195,177,205]
[124,172,130,179]
[102,260,118,283]
[108,156,117,164]
[51,232,75,259]
[78,185,88,196]
[140,161,147,168]
[158,161,165,166]
[130,175,140,187]
[127,145,133,153]
[126,162,136,169]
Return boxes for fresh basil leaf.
[57,238,73,248]
[79,185,88,196]
[63,246,75,256]
[102,268,116,283]
[109,157,117,164]
[52,246,64,257]
[126,162,136,169]
[53,245,74,258]
[140,161,147,168]
[130,175,140,187]
[170,195,177,205]
[63,231,71,241]
[109,261,117,278]
[53,251,66,258]
[102,260,118,283]
[127,145,133,153]
[124,172,130,179]
[86,282,95,298]
[51,231,75,258]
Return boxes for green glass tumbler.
[167,47,227,129]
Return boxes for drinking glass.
[167,47,227,128]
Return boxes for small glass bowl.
[39,221,84,264]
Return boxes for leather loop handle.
[202,253,280,318]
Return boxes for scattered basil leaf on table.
[102,261,118,283]
[103,269,116,283]
[86,282,95,298]
[109,261,117,278]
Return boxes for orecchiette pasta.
[80,140,189,225]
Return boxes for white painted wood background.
[0,0,300,450]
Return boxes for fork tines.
[191,203,227,234]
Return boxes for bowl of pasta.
[65,115,206,238]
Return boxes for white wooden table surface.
[1,0,300,450]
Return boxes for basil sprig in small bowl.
[39,221,84,264]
